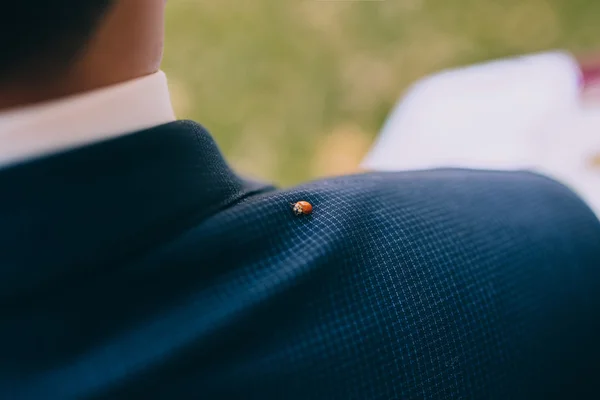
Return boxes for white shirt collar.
[0,70,176,167]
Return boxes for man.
[0,1,599,399]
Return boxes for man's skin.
[0,0,165,111]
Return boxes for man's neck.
[0,66,159,112]
[0,86,74,113]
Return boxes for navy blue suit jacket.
[1,121,600,399]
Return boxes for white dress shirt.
[0,70,175,167]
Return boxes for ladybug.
[291,201,313,216]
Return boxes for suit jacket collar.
[0,121,272,299]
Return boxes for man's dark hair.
[0,1,114,81]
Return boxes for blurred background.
[163,0,600,186]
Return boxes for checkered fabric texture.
[1,122,600,399]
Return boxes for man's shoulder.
[178,168,600,398]
[198,168,600,267]
[233,168,597,229]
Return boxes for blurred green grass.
[163,0,600,186]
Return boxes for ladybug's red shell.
[292,201,313,216]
